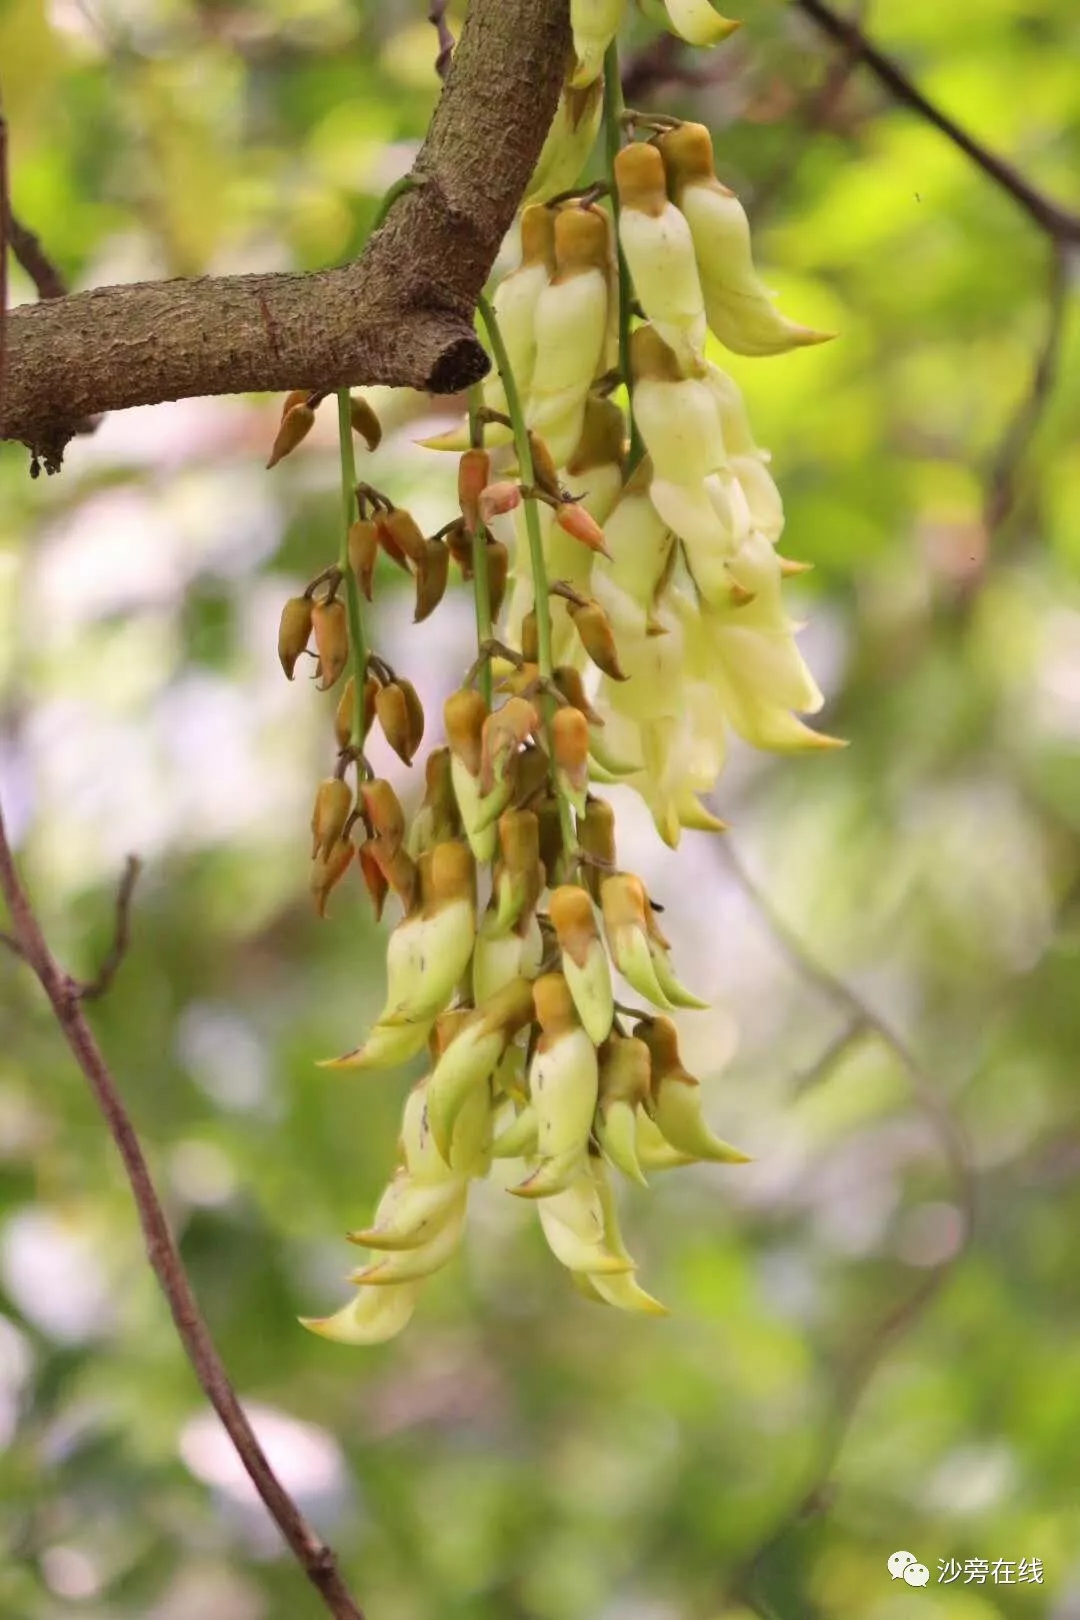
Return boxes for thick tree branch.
[0,0,571,468]
[0,802,365,1620]
[793,0,1080,245]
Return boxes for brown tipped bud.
[630,324,684,385]
[444,688,488,778]
[555,500,611,557]
[532,971,578,1035]
[552,704,589,792]
[548,885,600,969]
[529,432,562,499]
[267,402,316,469]
[412,745,462,852]
[566,395,627,477]
[478,481,522,524]
[521,610,539,666]
[601,871,649,936]
[414,539,450,623]
[568,599,627,681]
[368,840,418,911]
[278,596,314,679]
[311,777,353,860]
[657,121,723,192]
[520,202,557,270]
[349,394,382,452]
[553,204,610,277]
[444,517,473,577]
[578,796,617,901]
[613,141,668,215]
[375,510,422,572]
[634,1014,686,1085]
[422,839,476,908]
[280,389,311,418]
[535,793,566,880]
[478,974,538,1039]
[347,520,380,600]
[598,1033,651,1105]
[553,665,603,724]
[399,679,425,760]
[376,682,416,765]
[357,839,390,921]
[484,540,510,622]
[361,779,406,852]
[311,837,354,918]
[334,673,377,750]
[311,599,349,689]
[481,697,540,796]
[458,449,492,532]
[511,741,550,808]
[498,807,541,875]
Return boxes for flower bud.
[654,0,740,48]
[568,599,627,681]
[635,1015,750,1164]
[570,0,627,87]
[267,402,315,469]
[408,746,462,856]
[427,977,535,1160]
[347,520,380,601]
[361,779,406,854]
[484,540,510,622]
[615,141,706,371]
[659,122,833,356]
[548,885,613,1045]
[596,1035,652,1186]
[512,972,599,1198]
[280,388,311,418]
[349,394,382,451]
[311,599,348,690]
[377,508,426,570]
[376,682,416,765]
[367,840,418,912]
[335,673,378,750]
[600,873,690,1010]
[492,807,544,934]
[311,777,353,860]
[529,431,563,500]
[458,449,492,532]
[478,481,522,524]
[348,1170,465,1253]
[349,1187,467,1284]
[520,609,539,666]
[446,689,496,860]
[524,80,604,209]
[553,665,603,724]
[555,500,611,557]
[578,795,617,902]
[552,705,590,814]
[398,679,426,762]
[278,596,314,679]
[310,836,355,918]
[445,517,474,577]
[357,839,390,921]
[481,697,539,797]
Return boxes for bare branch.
[0,797,366,1620]
[428,0,455,82]
[78,854,141,1002]
[0,0,572,468]
[6,209,68,301]
[793,0,1080,244]
[984,242,1069,534]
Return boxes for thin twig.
[78,855,141,1001]
[0,795,365,1620]
[984,241,1070,535]
[793,0,1080,244]
[428,0,455,82]
[718,841,975,1605]
[6,209,68,300]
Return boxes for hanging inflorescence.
[269,0,840,1345]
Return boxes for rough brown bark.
[0,0,571,468]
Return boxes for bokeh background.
[2,0,1080,1616]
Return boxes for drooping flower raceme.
[267,13,839,1345]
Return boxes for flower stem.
[467,383,494,709]
[603,40,642,471]
[476,293,577,858]
[335,390,369,752]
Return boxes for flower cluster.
[269,11,837,1344]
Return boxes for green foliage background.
[2,0,1080,1616]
